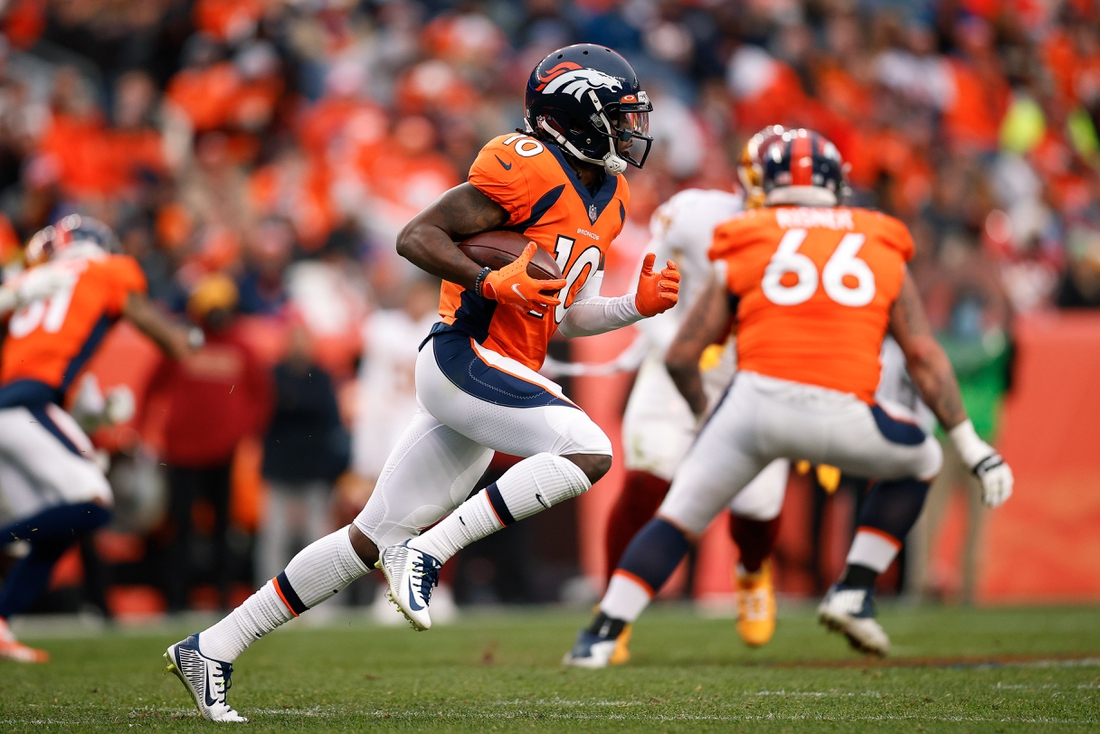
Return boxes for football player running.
[0,215,195,663]
[564,129,1013,667]
[165,44,679,722]
[602,125,790,663]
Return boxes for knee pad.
[544,406,613,457]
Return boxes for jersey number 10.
[762,229,875,307]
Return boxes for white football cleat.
[164,634,247,722]
[562,630,621,668]
[817,584,890,656]
[375,541,441,631]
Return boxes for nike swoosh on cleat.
[535,493,550,509]
[204,668,219,708]
[407,577,425,611]
[495,155,512,171]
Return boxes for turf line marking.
[771,654,1100,670]
[2,711,1096,726]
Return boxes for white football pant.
[355,331,612,548]
[0,404,111,524]
[659,371,943,536]
[622,349,788,521]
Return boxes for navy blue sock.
[0,536,74,618]
[0,502,110,543]
[857,478,929,540]
[0,503,111,620]
[839,478,929,588]
[616,518,690,595]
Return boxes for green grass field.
[1,603,1098,732]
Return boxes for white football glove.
[972,452,1014,508]
[104,385,136,426]
[949,420,1014,508]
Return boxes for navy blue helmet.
[525,44,653,175]
[25,214,120,266]
[761,129,847,207]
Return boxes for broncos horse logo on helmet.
[525,44,652,176]
[536,62,624,101]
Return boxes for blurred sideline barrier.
[980,312,1100,602]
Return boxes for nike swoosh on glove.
[635,253,680,317]
[482,242,566,313]
[973,453,1013,508]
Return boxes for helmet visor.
[620,110,649,140]
[616,105,646,167]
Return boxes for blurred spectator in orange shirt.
[165,34,241,134]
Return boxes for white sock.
[198,527,370,662]
[409,453,591,563]
[846,527,902,574]
[599,571,653,623]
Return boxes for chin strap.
[537,119,626,175]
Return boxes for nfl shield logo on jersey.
[588,203,598,223]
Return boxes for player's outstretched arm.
[122,292,198,360]
[889,270,1013,507]
[396,183,510,291]
[665,272,730,419]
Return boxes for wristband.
[948,419,990,469]
[474,266,492,298]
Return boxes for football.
[457,231,563,281]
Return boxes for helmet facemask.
[535,89,652,175]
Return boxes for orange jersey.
[2,255,147,394]
[439,133,631,370]
[710,206,913,403]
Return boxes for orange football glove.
[634,253,680,317]
[482,242,566,313]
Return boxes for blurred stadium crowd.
[0,0,1097,616]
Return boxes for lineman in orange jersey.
[166,44,677,723]
[0,215,195,663]
[567,129,1013,665]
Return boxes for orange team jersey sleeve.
[1,255,148,392]
[710,206,913,403]
[438,133,630,370]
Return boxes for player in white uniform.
[351,276,458,623]
[352,279,441,483]
[608,185,790,656]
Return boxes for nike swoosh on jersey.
[407,577,425,611]
[495,155,512,171]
